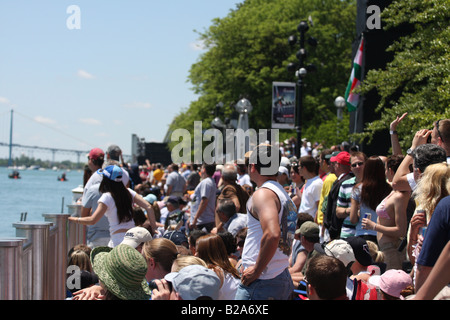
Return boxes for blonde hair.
[142,238,178,273]
[413,162,450,221]
[366,240,385,263]
[172,255,207,272]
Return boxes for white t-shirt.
[218,271,240,300]
[98,188,136,241]
[237,173,252,186]
[298,175,323,218]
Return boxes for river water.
[0,166,83,237]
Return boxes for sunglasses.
[436,119,444,143]
[351,162,364,168]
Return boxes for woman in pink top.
[362,155,410,270]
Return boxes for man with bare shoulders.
[235,144,297,300]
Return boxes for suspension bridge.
[0,141,89,164]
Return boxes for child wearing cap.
[368,269,413,300]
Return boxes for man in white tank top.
[235,144,296,300]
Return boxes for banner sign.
[272,82,296,129]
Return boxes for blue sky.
[0,1,241,162]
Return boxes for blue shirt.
[417,195,450,267]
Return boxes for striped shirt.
[337,176,357,238]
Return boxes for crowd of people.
[66,115,450,301]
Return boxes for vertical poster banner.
[272,82,296,129]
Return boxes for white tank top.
[241,180,298,279]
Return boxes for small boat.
[8,171,21,179]
[58,173,68,181]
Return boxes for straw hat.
[91,244,151,300]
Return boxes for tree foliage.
[167,0,357,150]
[355,0,450,149]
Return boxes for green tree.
[167,0,357,153]
[354,0,450,149]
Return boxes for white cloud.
[34,116,56,125]
[123,102,152,109]
[77,69,95,79]
[189,39,207,51]
[79,118,102,125]
[0,96,10,104]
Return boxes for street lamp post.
[235,98,253,156]
[287,20,317,158]
[334,96,345,121]
[334,96,346,138]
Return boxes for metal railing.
[0,204,85,300]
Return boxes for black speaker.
[139,142,172,166]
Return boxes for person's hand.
[411,129,432,150]
[362,217,375,230]
[241,265,261,286]
[390,112,408,131]
[72,285,104,300]
[410,211,427,240]
[151,279,171,300]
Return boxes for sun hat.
[315,239,355,268]
[295,221,319,238]
[121,227,153,248]
[98,165,123,182]
[346,236,374,267]
[88,148,104,160]
[368,269,412,299]
[330,151,351,166]
[90,244,151,300]
[164,264,221,300]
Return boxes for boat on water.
[58,172,68,181]
[8,171,21,179]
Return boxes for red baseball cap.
[88,148,105,160]
[330,151,350,166]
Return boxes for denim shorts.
[234,268,294,300]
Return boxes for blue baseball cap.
[98,165,124,182]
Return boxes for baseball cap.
[164,265,221,300]
[368,269,412,299]
[163,230,188,246]
[121,227,153,248]
[165,196,180,206]
[330,151,351,166]
[314,239,355,268]
[278,166,290,178]
[346,236,374,267]
[98,165,124,182]
[325,151,340,160]
[143,193,157,204]
[295,221,319,238]
[88,148,104,160]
